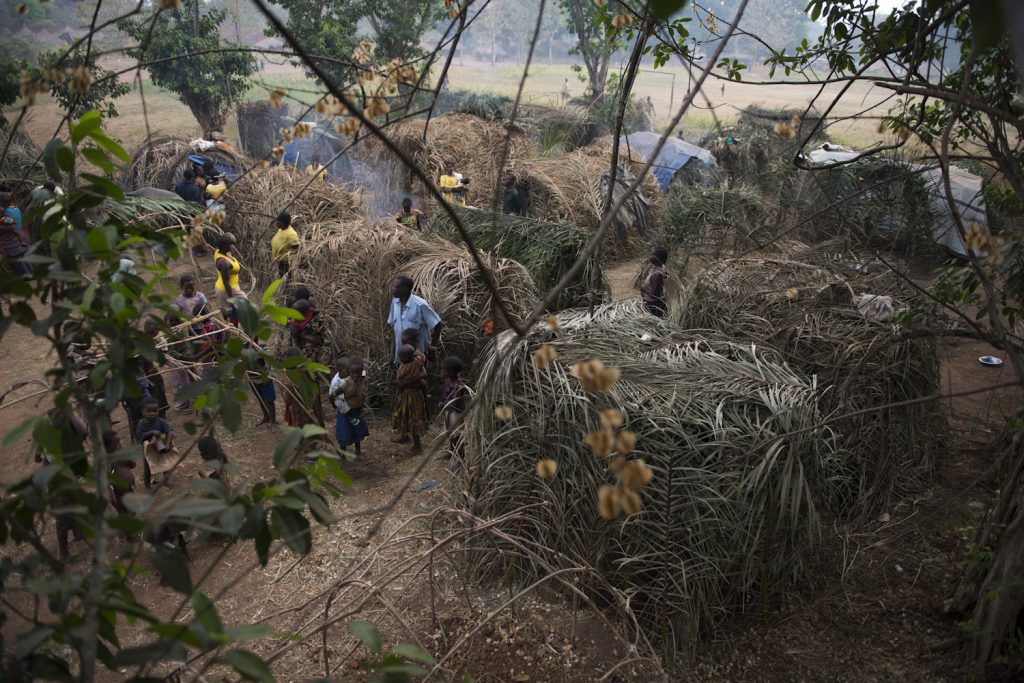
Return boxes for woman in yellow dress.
[438,162,466,207]
[213,234,246,307]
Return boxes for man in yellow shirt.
[270,211,300,277]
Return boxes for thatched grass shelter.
[675,243,945,516]
[121,135,245,191]
[356,113,537,210]
[461,301,841,657]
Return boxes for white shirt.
[386,294,441,361]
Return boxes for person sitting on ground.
[502,173,524,216]
[640,246,668,319]
[213,233,245,307]
[392,344,428,455]
[173,168,203,205]
[134,396,175,489]
[395,197,424,230]
[0,192,30,279]
[270,211,300,278]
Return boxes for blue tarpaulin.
[618,132,718,192]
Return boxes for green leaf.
[89,128,130,162]
[169,499,228,518]
[272,428,303,472]
[349,620,382,653]
[110,640,187,667]
[191,591,224,636]
[55,146,75,174]
[262,278,283,305]
[150,547,193,595]
[270,507,311,554]
[226,624,275,641]
[5,415,43,447]
[123,492,155,514]
[650,0,689,20]
[71,111,103,144]
[221,649,275,683]
[43,138,64,181]
[220,504,246,535]
[80,146,114,174]
[392,642,437,665]
[220,390,242,431]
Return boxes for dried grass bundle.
[356,113,537,209]
[427,206,603,310]
[676,244,944,516]
[511,144,657,250]
[122,135,244,191]
[0,126,46,199]
[462,300,841,657]
[663,180,779,256]
[236,101,289,159]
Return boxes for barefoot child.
[332,357,369,455]
[441,356,467,456]
[392,344,427,454]
[197,435,229,479]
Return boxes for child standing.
[250,355,277,426]
[331,357,369,455]
[441,356,467,456]
[134,397,175,489]
[175,274,207,318]
[392,344,427,454]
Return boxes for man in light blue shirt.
[387,275,443,363]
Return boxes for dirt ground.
[1,251,1020,681]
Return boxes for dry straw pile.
[357,113,537,209]
[427,206,603,310]
[676,242,944,516]
[121,135,244,191]
[0,127,46,198]
[461,301,843,657]
[511,142,658,249]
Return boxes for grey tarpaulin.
[618,131,719,192]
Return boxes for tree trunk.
[186,96,227,138]
[969,487,1024,671]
